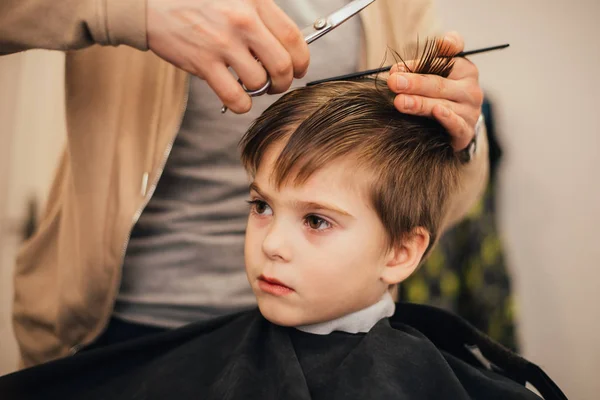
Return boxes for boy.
[240,76,459,332]
[0,46,565,399]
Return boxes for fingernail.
[441,106,450,117]
[404,96,414,109]
[443,35,457,46]
[395,74,409,90]
[396,63,406,72]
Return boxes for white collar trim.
[295,292,395,335]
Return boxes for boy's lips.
[258,275,294,296]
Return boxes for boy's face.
[244,141,391,327]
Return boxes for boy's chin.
[256,300,319,327]
[257,301,302,327]
[257,299,340,328]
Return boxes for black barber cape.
[0,303,567,400]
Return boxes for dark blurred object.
[0,195,38,242]
[482,97,503,183]
[399,96,517,351]
[22,196,38,241]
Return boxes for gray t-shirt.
[114,0,361,328]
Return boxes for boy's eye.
[305,215,331,231]
[247,200,273,216]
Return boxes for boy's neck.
[295,292,395,335]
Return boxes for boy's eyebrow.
[249,182,354,218]
[249,182,272,202]
[294,201,354,218]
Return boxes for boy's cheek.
[303,227,337,246]
[245,219,267,246]
[247,214,270,229]
[244,229,263,270]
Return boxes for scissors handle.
[220,75,272,114]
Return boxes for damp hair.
[239,38,460,253]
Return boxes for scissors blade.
[328,0,375,27]
[302,0,375,44]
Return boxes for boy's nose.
[261,219,292,262]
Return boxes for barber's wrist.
[106,0,148,50]
[457,113,484,163]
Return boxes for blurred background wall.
[435,1,600,399]
[0,1,598,399]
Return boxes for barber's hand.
[387,32,484,151]
[147,0,310,114]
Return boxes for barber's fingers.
[204,64,252,114]
[256,1,310,79]
[393,94,467,120]
[389,59,415,74]
[447,56,479,81]
[388,70,481,106]
[245,24,293,94]
[432,104,473,151]
[437,31,465,56]
[384,31,480,151]
[388,32,464,63]
[253,1,310,93]
[225,49,269,92]
[393,95,474,151]
[147,0,308,112]
[389,32,467,74]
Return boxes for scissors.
[221,0,376,113]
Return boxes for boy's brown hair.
[240,41,461,253]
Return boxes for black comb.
[306,44,510,86]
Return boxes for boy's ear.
[380,227,430,285]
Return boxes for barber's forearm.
[0,0,148,55]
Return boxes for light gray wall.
[435,1,600,399]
